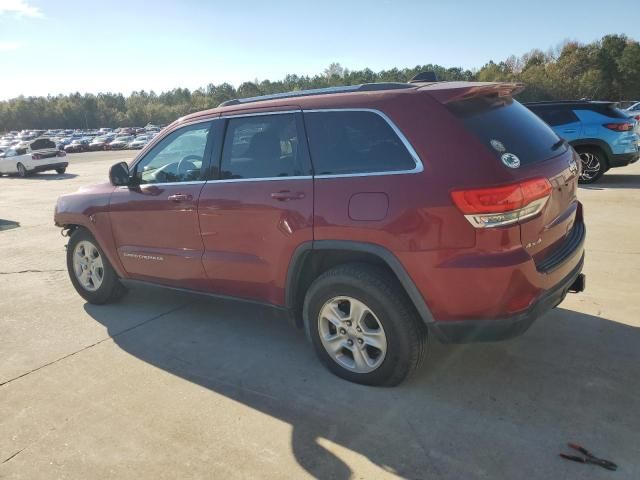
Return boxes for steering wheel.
[176,155,201,178]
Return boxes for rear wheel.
[17,163,27,177]
[56,167,66,174]
[304,263,427,386]
[576,147,606,184]
[66,228,126,304]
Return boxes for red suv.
[55,77,586,386]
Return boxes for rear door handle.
[168,193,193,202]
[271,191,305,201]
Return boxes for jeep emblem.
[501,152,521,169]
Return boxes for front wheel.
[576,147,606,184]
[56,167,66,174]
[304,264,427,386]
[66,228,126,304]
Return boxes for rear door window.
[303,110,417,175]
[448,97,566,166]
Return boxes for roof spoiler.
[409,71,439,83]
[420,81,525,104]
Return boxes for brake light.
[31,153,42,160]
[57,150,66,157]
[451,178,552,228]
[603,122,634,132]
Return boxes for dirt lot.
[1,151,639,479]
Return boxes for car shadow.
[2,172,78,181]
[84,286,640,479]
[580,173,640,190]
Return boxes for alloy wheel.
[72,240,105,291]
[578,152,601,182]
[317,296,387,373]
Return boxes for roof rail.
[218,82,414,107]
[524,100,613,106]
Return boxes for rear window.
[529,107,579,127]
[30,138,56,150]
[448,97,566,166]
[304,111,417,175]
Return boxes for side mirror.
[109,161,131,186]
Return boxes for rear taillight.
[31,153,42,160]
[57,151,66,157]
[451,178,552,228]
[603,122,634,132]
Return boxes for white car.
[0,138,69,177]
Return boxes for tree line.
[1,34,638,131]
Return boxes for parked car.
[107,135,134,150]
[64,138,90,153]
[55,78,586,386]
[0,138,68,177]
[127,135,151,149]
[621,101,640,112]
[88,135,115,151]
[526,101,639,183]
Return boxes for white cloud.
[0,40,24,51]
[0,0,42,17]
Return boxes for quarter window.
[303,110,416,175]
[134,122,211,184]
[220,113,309,179]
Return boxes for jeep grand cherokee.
[55,77,586,386]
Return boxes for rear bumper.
[609,152,640,168]
[430,255,585,343]
[30,161,68,173]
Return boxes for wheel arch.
[59,220,127,278]
[285,240,435,328]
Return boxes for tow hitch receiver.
[569,273,586,293]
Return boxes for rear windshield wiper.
[552,138,567,151]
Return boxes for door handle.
[270,191,305,201]
[562,128,577,133]
[168,193,192,202]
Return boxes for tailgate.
[519,148,581,270]
[445,91,583,268]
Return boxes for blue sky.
[0,0,638,100]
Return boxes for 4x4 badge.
[568,157,578,174]
[501,152,521,169]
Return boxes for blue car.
[526,101,639,183]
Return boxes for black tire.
[303,263,427,386]
[575,147,607,184]
[56,167,66,174]
[17,163,28,177]
[66,228,126,304]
